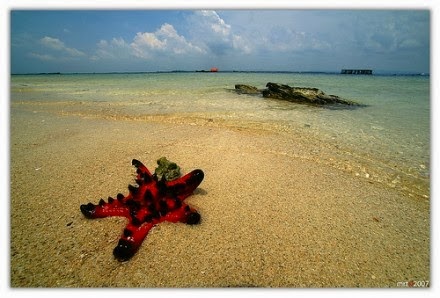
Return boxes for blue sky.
[10,10,430,74]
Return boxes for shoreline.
[10,105,430,287]
[12,99,430,200]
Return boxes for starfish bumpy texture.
[80,159,204,261]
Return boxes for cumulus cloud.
[92,23,205,61]
[130,23,205,59]
[88,10,336,69]
[40,36,64,50]
[29,36,86,62]
[187,10,252,55]
[89,10,345,68]
[185,10,335,57]
[132,32,165,52]
[197,10,231,36]
[39,36,86,57]
[91,37,132,60]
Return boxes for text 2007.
[396,280,429,287]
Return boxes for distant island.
[196,67,219,73]
[341,69,373,75]
[11,70,429,76]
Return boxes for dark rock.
[234,84,262,95]
[262,82,360,106]
[232,82,364,108]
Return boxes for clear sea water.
[10,72,430,197]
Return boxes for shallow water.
[11,72,430,197]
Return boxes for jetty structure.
[341,69,373,75]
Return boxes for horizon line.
[10,70,430,76]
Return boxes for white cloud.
[186,10,334,57]
[91,37,132,60]
[64,47,86,57]
[39,36,86,57]
[40,36,65,50]
[132,32,166,53]
[197,10,231,36]
[29,36,86,62]
[188,10,252,55]
[28,52,55,61]
[130,23,205,59]
[91,23,206,64]
[89,10,338,67]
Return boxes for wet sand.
[10,103,429,287]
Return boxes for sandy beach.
[10,102,429,288]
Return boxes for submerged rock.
[154,157,181,181]
[233,82,364,107]
[262,82,361,106]
[234,84,262,95]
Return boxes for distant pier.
[341,69,373,75]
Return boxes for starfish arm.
[132,159,154,183]
[80,196,130,219]
[165,169,204,201]
[113,222,155,261]
[162,203,201,225]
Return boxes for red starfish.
[80,159,204,261]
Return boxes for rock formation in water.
[234,84,262,95]
[234,82,363,107]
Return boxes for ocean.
[10,72,430,198]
